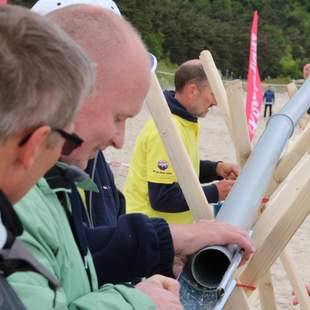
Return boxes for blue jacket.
[263,89,275,103]
[68,152,174,285]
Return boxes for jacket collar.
[0,191,23,245]
[44,162,99,193]
[163,90,198,123]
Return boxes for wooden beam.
[239,154,310,287]
[224,287,252,310]
[145,72,213,220]
[280,250,310,309]
[287,82,298,98]
[199,51,235,140]
[225,80,252,167]
[258,272,277,310]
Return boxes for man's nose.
[110,130,125,149]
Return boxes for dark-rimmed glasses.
[18,127,84,156]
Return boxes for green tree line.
[12,0,310,79]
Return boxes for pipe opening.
[191,248,231,289]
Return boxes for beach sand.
[104,91,309,309]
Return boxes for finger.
[162,278,180,298]
[292,296,298,305]
[227,179,236,186]
[228,232,255,259]
[154,275,180,297]
[233,165,240,175]
[227,172,237,180]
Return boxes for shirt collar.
[0,191,23,244]
[163,90,198,123]
[44,162,99,193]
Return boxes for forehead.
[90,73,148,119]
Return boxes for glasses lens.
[53,129,83,156]
[61,140,78,156]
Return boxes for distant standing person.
[263,85,275,118]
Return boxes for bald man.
[10,3,253,309]
[125,59,240,224]
[38,0,254,288]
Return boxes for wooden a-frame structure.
[144,50,310,309]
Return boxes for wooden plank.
[287,82,298,98]
[225,80,252,167]
[258,272,277,310]
[239,154,310,288]
[199,50,235,140]
[224,287,252,310]
[280,250,310,309]
[145,72,213,220]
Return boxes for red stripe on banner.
[246,11,263,141]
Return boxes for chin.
[77,160,88,170]
[64,157,88,170]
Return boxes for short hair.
[175,62,207,92]
[47,5,145,92]
[0,5,96,144]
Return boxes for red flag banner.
[0,0,8,4]
[246,11,263,141]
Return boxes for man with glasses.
[0,4,95,308]
[8,3,183,309]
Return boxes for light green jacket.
[8,178,155,309]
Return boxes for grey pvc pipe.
[218,77,310,228]
[188,77,310,289]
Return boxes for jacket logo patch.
[157,160,168,171]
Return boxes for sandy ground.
[104,91,309,309]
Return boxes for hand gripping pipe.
[180,78,310,308]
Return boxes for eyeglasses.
[18,127,84,156]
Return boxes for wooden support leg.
[224,287,252,310]
[225,80,252,167]
[258,271,277,310]
[199,51,234,140]
[287,82,298,98]
[240,154,310,289]
[280,250,310,309]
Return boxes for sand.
[104,91,309,309]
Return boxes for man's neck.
[174,92,188,110]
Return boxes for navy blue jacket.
[148,90,222,214]
[263,89,275,103]
[69,152,174,285]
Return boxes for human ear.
[16,126,51,170]
[186,83,199,98]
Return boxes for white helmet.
[32,0,121,16]
[32,0,157,72]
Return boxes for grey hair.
[0,5,96,144]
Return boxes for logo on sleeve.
[157,160,169,171]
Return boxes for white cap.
[32,0,157,72]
